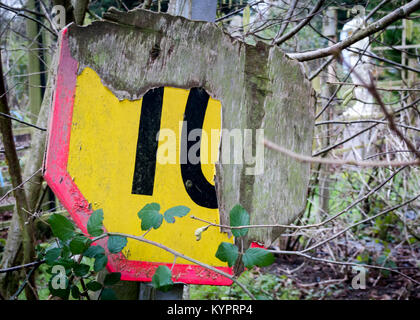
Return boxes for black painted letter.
[131,87,164,195]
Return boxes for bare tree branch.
[263,139,420,167]
[274,0,325,46]
[288,0,420,61]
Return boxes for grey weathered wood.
[66,8,314,246]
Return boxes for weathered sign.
[44,8,314,284]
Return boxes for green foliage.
[93,254,108,272]
[70,235,92,254]
[229,204,250,237]
[190,271,300,300]
[137,203,191,230]
[151,266,174,292]
[163,206,190,223]
[242,248,275,269]
[376,254,397,277]
[0,238,6,256]
[48,273,70,300]
[372,213,398,242]
[43,201,276,300]
[84,245,105,258]
[100,287,117,300]
[104,272,121,286]
[71,285,81,299]
[43,209,121,300]
[137,203,163,230]
[73,263,90,277]
[48,214,75,241]
[215,204,274,271]
[87,209,104,237]
[136,203,192,291]
[86,281,102,291]
[215,242,238,267]
[44,247,61,265]
[107,236,127,254]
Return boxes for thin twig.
[0,111,46,131]
[0,260,45,274]
[288,0,420,61]
[274,0,325,46]
[0,168,42,203]
[339,56,420,159]
[269,249,420,285]
[9,265,40,300]
[191,166,406,231]
[263,139,419,167]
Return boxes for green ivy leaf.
[94,254,108,272]
[86,281,102,292]
[163,206,190,223]
[69,235,91,255]
[215,242,239,267]
[107,236,127,254]
[104,272,121,286]
[242,247,274,269]
[87,209,104,237]
[48,214,75,241]
[230,204,250,237]
[138,203,163,230]
[100,287,117,300]
[45,247,62,265]
[151,266,174,292]
[83,245,105,258]
[73,263,90,277]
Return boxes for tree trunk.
[25,0,43,123]
[0,45,59,299]
[318,7,337,218]
[0,50,37,300]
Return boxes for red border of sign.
[43,28,233,285]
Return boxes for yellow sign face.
[67,67,233,267]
